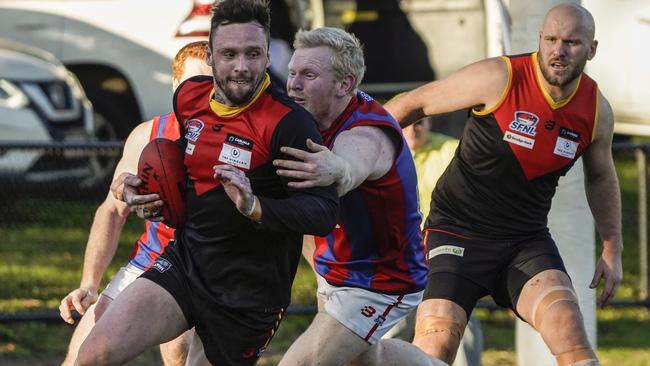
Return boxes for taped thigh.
[530,285,578,329]
[414,315,464,343]
[555,347,598,366]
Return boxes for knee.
[413,315,464,363]
[544,301,584,332]
[529,286,595,362]
[533,288,586,339]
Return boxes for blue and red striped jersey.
[314,91,428,294]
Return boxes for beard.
[214,73,265,106]
[538,52,588,87]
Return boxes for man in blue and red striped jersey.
[58,41,211,366]
[273,27,442,366]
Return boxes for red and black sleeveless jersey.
[172,75,338,309]
[128,113,179,270]
[427,52,599,239]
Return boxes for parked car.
[0,38,105,187]
[0,0,305,140]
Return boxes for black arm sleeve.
[257,109,339,236]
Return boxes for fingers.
[214,167,250,192]
[214,164,241,180]
[124,187,163,221]
[71,293,86,315]
[59,296,74,324]
[598,283,612,308]
[589,264,603,289]
[599,276,616,308]
[273,158,312,172]
[59,289,92,324]
[110,172,136,202]
[123,174,142,187]
[279,146,309,160]
[124,190,160,206]
[277,169,317,180]
[213,164,242,177]
[599,271,621,308]
[305,138,328,152]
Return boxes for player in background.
[58,41,211,366]
[384,3,621,365]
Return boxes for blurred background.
[0,0,648,365]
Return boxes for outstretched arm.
[384,57,510,127]
[59,121,152,324]
[582,94,623,308]
[273,126,395,196]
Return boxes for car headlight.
[0,79,29,109]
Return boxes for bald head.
[536,2,598,89]
[543,3,595,41]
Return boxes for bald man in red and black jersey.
[386,3,620,366]
[74,1,338,366]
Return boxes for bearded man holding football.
[74,1,338,365]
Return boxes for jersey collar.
[209,73,271,118]
[532,52,582,110]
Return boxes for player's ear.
[266,49,271,69]
[336,74,356,97]
[587,39,598,60]
[206,47,213,66]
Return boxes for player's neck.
[535,61,580,102]
[317,95,353,131]
[542,77,579,102]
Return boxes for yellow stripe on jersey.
[532,52,581,110]
[209,73,271,118]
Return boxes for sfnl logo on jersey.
[509,111,539,136]
[184,119,204,155]
[504,111,539,149]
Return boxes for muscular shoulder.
[467,57,510,109]
[125,120,153,150]
[334,125,397,180]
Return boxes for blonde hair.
[172,41,208,82]
[294,27,365,91]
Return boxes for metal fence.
[0,141,648,323]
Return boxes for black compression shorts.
[141,244,284,366]
[422,227,567,318]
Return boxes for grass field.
[0,151,649,365]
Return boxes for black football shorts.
[422,227,567,318]
[141,243,284,365]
